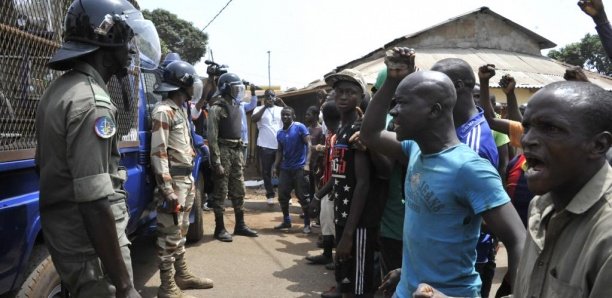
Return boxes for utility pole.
[267,50,271,89]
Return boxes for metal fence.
[0,0,143,161]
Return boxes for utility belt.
[219,138,242,148]
[169,166,192,177]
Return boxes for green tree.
[142,9,208,64]
[548,33,612,76]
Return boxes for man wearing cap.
[252,89,287,204]
[316,68,384,297]
[35,0,161,296]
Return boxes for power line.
[201,0,233,32]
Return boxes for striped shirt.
[455,108,499,168]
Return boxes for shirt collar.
[527,163,611,249]
[566,163,612,214]
[163,98,183,110]
[72,61,109,94]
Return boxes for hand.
[303,164,310,173]
[564,66,590,82]
[379,268,401,297]
[412,283,448,298]
[250,84,256,94]
[314,144,326,152]
[478,64,496,81]
[116,287,141,298]
[272,166,278,178]
[163,192,179,213]
[349,131,367,151]
[308,198,321,218]
[275,97,286,106]
[499,74,517,94]
[214,164,225,176]
[385,47,416,80]
[335,237,353,263]
[206,65,216,76]
[578,0,604,17]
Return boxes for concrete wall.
[400,13,542,56]
[489,87,537,105]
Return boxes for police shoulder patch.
[94,115,117,139]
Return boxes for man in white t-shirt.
[252,89,286,204]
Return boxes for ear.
[588,131,612,159]
[454,79,465,89]
[429,103,442,118]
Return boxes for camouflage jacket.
[151,99,195,197]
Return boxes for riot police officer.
[208,73,259,242]
[35,0,161,297]
[151,60,212,298]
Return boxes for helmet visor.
[126,12,161,70]
[230,83,246,101]
[192,78,204,103]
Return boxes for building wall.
[400,13,542,56]
[489,87,537,105]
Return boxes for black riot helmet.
[48,0,161,71]
[154,60,200,94]
[217,73,246,101]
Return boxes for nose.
[389,105,399,117]
[520,126,538,149]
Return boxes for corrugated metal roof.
[336,7,556,71]
[352,48,612,90]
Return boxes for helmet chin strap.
[102,51,132,112]
[180,88,191,100]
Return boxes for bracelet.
[313,195,321,201]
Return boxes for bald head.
[397,70,457,113]
[531,81,612,136]
[431,58,476,90]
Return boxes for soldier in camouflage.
[151,60,213,298]
[208,72,259,242]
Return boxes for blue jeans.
[258,146,277,198]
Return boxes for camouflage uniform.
[151,98,196,271]
[207,96,246,214]
[35,62,132,297]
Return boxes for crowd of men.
[34,0,612,297]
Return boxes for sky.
[140,0,600,90]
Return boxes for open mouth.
[525,154,546,177]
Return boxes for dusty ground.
[130,186,506,297]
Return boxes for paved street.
[131,187,507,298]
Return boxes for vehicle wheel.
[16,255,62,298]
[186,174,204,243]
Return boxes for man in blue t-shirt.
[272,107,312,233]
[360,48,525,298]
[432,58,501,297]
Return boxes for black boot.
[306,235,334,264]
[213,213,233,242]
[233,210,258,237]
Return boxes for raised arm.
[579,0,612,59]
[478,64,514,134]
[500,74,522,122]
[361,48,416,164]
[244,84,258,112]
